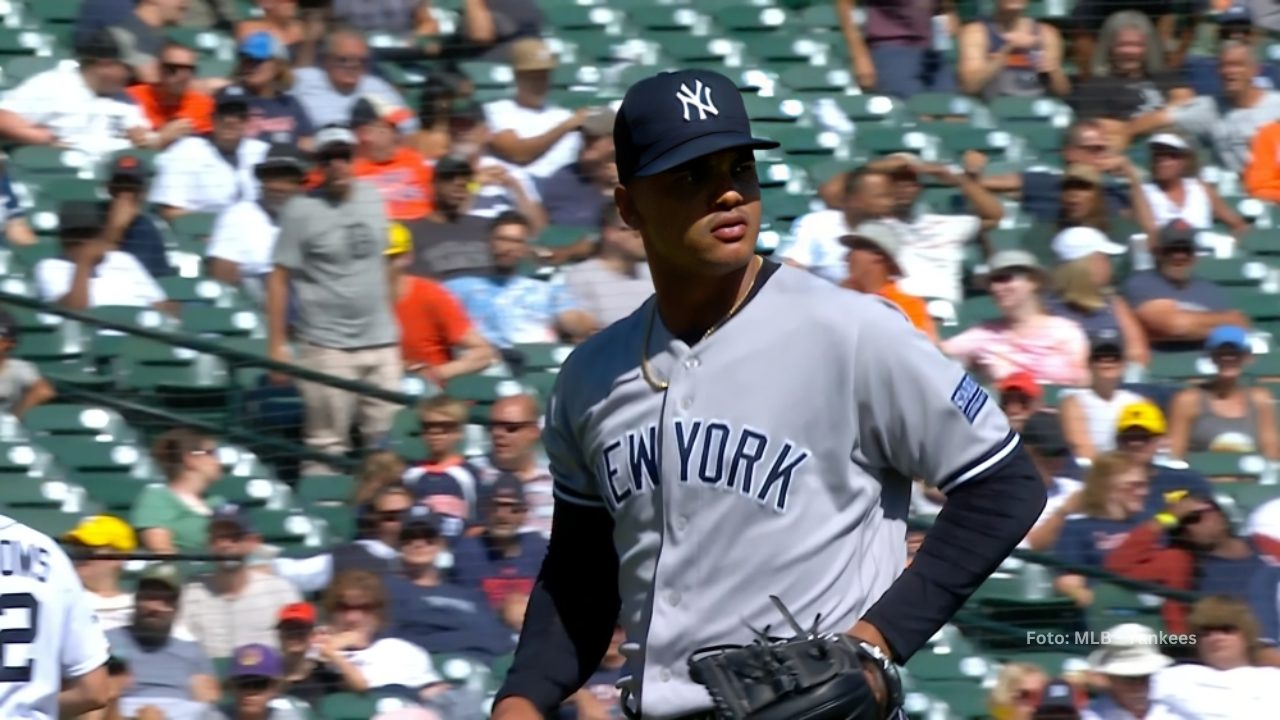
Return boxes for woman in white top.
[1141,132,1248,236]
[1059,330,1143,462]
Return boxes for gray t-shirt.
[1171,91,1280,172]
[107,627,216,720]
[1121,269,1230,353]
[0,358,39,414]
[562,258,654,328]
[291,68,420,133]
[273,182,398,349]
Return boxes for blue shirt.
[120,213,174,278]
[535,163,605,227]
[1054,515,1144,574]
[1198,551,1266,598]
[1044,292,1123,340]
[451,533,548,609]
[386,578,515,663]
[1020,170,1131,225]
[0,173,23,225]
[444,274,581,348]
[1122,270,1232,353]
[218,87,315,146]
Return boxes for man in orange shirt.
[841,220,939,342]
[351,95,436,221]
[125,42,214,148]
[386,221,496,384]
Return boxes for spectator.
[126,42,214,149]
[446,211,596,347]
[865,153,1003,304]
[1147,596,1280,714]
[1020,162,1155,269]
[1021,412,1085,551]
[1132,41,1280,172]
[0,29,151,158]
[942,250,1090,386]
[292,28,418,133]
[957,0,1070,100]
[535,109,619,227]
[1142,133,1248,238]
[213,643,308,720]
[386,222,496,382]
[458,140,549,230]
[317,569,443,693]
[839,220,939,342]
[353,451,410,512]
[563,203,655,329]
[0,158,36,246]
[236,0,305,48]
[34,201,169,313]
[107,563,221,720]
[207,143,310,305]
[275,602,345,707]
[1107,493,1272,635]
[451,474,548,611]
[835,0,956,98]
[405,155,495,280]
[782,167,896,286]
[1044,228,1149,368]
[350,96,435,222]
[1242,114,1280,203]
[178,506,302,659]
[1070,3,1179,82]
[219,33,315,149]
[402,395,485,517]
[1059,330,1145,461]
[105,0,188,82]
[267,126,401,475]
[387,506,515,663]
[473,394,553,535]
[1122,220,1249,354]
[1167,325,1280,458]
[149,93,271,222]
[0,310,55,417]
[407,74,469,161]
[557,626,626,720]
[483,39,589,180]
[331,0,440,36]
[977,120,1135,224]
[1070,11,1188,138]
[62,515,139,631]
[103,152,176,279]
[1082,623,1172,720]
[501,591,528,634]
[988,662,1049,720]
[452,0,544,61]
[130,428,224,554]
[1112,399,1215,515]
[1052,452,1150,608]
[998,370,1046,432]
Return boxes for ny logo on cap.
[676,80,719,122]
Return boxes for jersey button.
[659,668,672,682]
[667,590,681,606]
[674,516,688,532]
[684,357,700,369]
[680,397,693,410]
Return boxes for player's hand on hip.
[491,696,545,720]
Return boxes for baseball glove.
[687,597,901,720]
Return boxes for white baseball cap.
[1088,624,1174,677]
[1051,226,1128,262]
[1149,133,1190,151]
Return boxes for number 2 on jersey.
[0,593,38,682]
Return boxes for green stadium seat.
[855,127,938,158]
[1186,452,1267,480]
[1,56,61,86]
[0,478,66,508]
[522,371,558,401]
[169,212,218,241]
[1194,257,1269,286]
[1228,288,1280,322]
[38,436,149,474]
[39,177,104,202]
[538,225,592,250]
[745,34,832,65]
[1146,352,1209,381]
[86,306,177,362]
[12,508,84,537]
[1086,583,1166,633]
[35,360,114,392]
[208,476,280,507]
[114,339,230,393]
[512,343,573,371]
[797,3,840,33]
[988,97,1071,123]
[22,404,137,441]
[308,504,357,543]
[917,124,1016,160]
[458,61,511,89]
[296,475,356,505]
[1012,124,1068,158]
[917,679,989,719]
[161,277,237,307]
[1220,482,1280,513]
[181,306,264,338]
[443,375,525,404]
[779,66,854,97]
[1239,228,1280,256]
[769,126,840,158]
[545,4,623,31]
[10,145,86,176]
[0,29,57,57]
[712,6,791,33]
[742,94,806,124]
[760,188,813,220]
[657,35,738,63]
[13,325,87,362]
[24,0,83,25]
[904,650,986,682]
[834,95,908,125]
[957,295,1000,327]
[76,474,153,511]
[246,509,323,546]
[906,93,988,123]
[318,693,377,720]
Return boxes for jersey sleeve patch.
[950,373,989,424]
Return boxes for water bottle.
[932,15,951,53]
[1021,563,1051,600]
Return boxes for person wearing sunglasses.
[1059,330,1146,462]
[1112,399,1216,516]
[214,643,308,720]
[130,427,225,554]
[1165,325,1280,462]
[402,395,484,515]
[452,474,548,612]
[1020,161,1156,271]
[1141,133,1248,244]
[1082,623,1172,720]
[1123,220,1249,354]
[988,662,1050,720]
[216,32,315,152]
[943,249,1091,386]
[471,394,554,537]
[293,27,418,134]
[125,42,213,150]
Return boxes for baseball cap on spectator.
[400,505,442,541]
[434,154,473,179]
[1021,412,1070,459]
[1033,678,1082,718]
[228,643,283,680]
[1206,325,1249,352]
[209,504,253,537]
[109,153,149,184]
[1157,220,1197,250]
[1116,399,1167,435]
[1063,164,1101,187]
[1148,133,1190,153]
[62,515,137,552]
[1218,4,1253,27]
[255,143,309,178]
[239,31,287,61]
[509,38,557,72]
[214,92,251,118]
[350,95,415,129]
[840,220,905,275]
[1088,623,1173,676]
[138,562,183,595]
[277,602,317,627]
[314,124,357,152]
[385,222,413,257]
[985,249,1045,283]
[997,370,1042,401]
[58,201,105,239]
[1051,226,1127,262]
[614,69,779,185]
[484,473,528,509]
[75,28,123,62]
[1089,328,1123,357]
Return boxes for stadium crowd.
[7,0,1280,719]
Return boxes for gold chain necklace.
[640,256,763,392]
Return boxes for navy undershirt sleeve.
[862,444,1046,662]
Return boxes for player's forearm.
[861,445,1045,661]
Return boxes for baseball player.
[0,513,110,719]
[493,70,1047,720]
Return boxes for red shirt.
[396,277,472,368]
[126,85,214,134]
[354,146,435,220]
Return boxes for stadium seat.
[1086,583,1166,633]
[296,475,356,505]
[318,693,377,720]
[538,225,592,250]
[443,375,525,404]
[779,65,855,97]
[1239,228,1280,256]
[918,679,990,719]
[1194,257,1268,287]
[23,0,83,25]
[181,306,265,338]
[854,127,939,158]
[39,177,104,202]
[13,325,87,363]
[76,474,152,512]
[0,478,67,508]
[38,436,150,475]
[10,145,87,177]
[906,93,989,124]
[114,338,229,393]
[0,29,57,57]
[1220,482,1279,514]
[208,476,281,508]
[246,509,324,546]
[904,650,987,682]
[169,212,219,241]
[1186,452,1267,481]
[307,504,356,543]
[12,508,84,537]
[512,343,572,371]
[22,404,138,441]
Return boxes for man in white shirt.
[0,29,151,159]
[148,94,270,222]
[483,39,590,180]
[207,143,309,306]
[780,166,897,286]
[34,201,171,312]
[292,28,418,133]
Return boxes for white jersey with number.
[545,262,1017,719]
[0,515,110,719]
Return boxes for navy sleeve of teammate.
[853,299,1047,661]
[496,370,622,713]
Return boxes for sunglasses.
[318,147,353,164]
[162,62,196,74]
[400,528,441,542]
[1075,143,1109,155]
[421,421,461,434]
[331,55,368,68]
[491,501,528,514]
[1199,624,1239,635]
[1182,509,1211,525]
[235,676,272,693]
[1117,430,1155,444]
[490,421,536,434]
[337,602,378,613]
[1162,245,1195,257]
[1000,392,1033,408]
[988,271,1025,285]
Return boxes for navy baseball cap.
[614,69,778,185]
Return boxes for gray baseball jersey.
[544,263,1017,719]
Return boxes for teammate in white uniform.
[0,514,110,719]
[493,70,1047,720]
